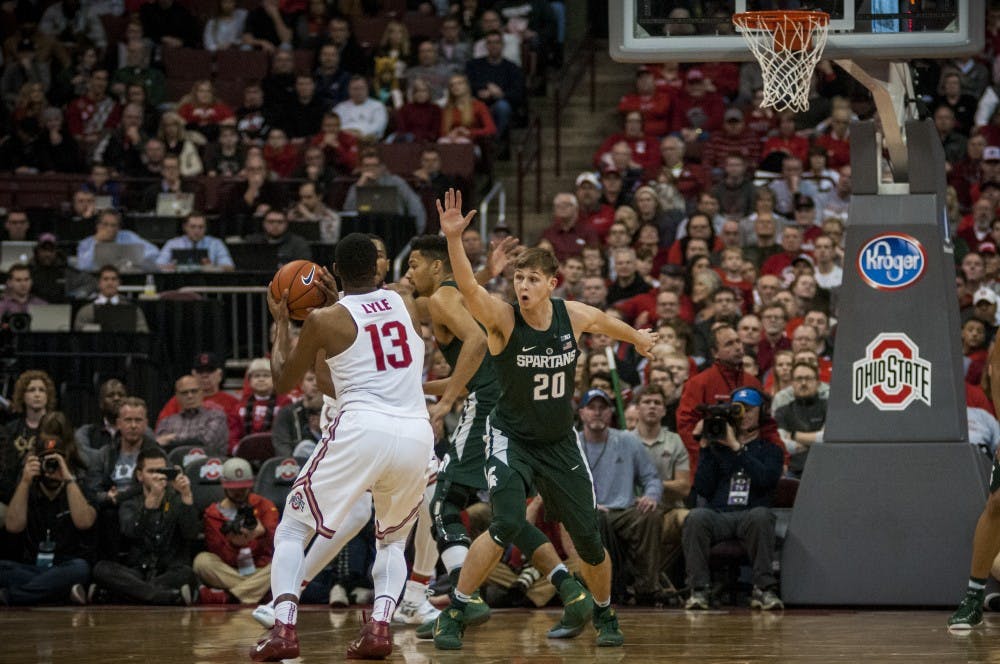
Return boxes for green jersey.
[490,298,578,443]
[438,281,500,405]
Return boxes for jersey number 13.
[365,322,413,371]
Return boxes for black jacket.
[119,487,200,573]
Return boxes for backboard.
[610,1,983,63]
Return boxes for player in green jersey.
[431,190,657,650]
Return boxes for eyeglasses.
[792,375,817,383]
[177,388,200,395]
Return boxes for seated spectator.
[111,39,165,108]
[657,135,709,206]
[760,111,809,168]
[803,146,839,197]
[343,150,428,233]
[235,358,292,448]
[155,375,230,457]
[553,255,585,300]
[465,30,525,140]
[157,112,204,177]
[74,379,127,453]
[634,185,681,249]
[29,234,73,303]
[90,448,197,605]
[158,212,234,272]
[541,192,598,261]
[440,73,497,148]
[594,111,660,176]
[203,0,248,51]
[374,52,406,112]
[93,102,147,175]
[245,210,313,266]
[575,172,614,240]
[1,412,96,606]
[607,248,649,305]
[65,68,120,153]
[682,386,783,610]
[31,105,80,173]
[309,112,358,175]
[262,49,297,119]
[963,317,990,386]
[702,109,760,176]
[203,123,246,177]
[139,154,200,213]
[406,40,454,104]
[669,68,725,135]
[139,0,198,48]
[0,263,46,317]
[193,458,279,604]
[375,20,411,79]
[1,39,51,111]
[600,167,632,209]
[39,0,107,53]
[276,75,325,139]
[472,9,521,66]
[123,81,161,135]
[273,386,323,458]
[177,80,234,143]
[578,389,665,604]
[287,181,340,243]
[262,127,299,178]
[618,68,672,139]
[72,265,150,333]
[2,209,31,241]
[814,106,851,169]
[823,165,852,221]
[438,15,471,71]
[294,0,330,51]
[49,42,94,107]
[235,83,271,145]
[394,78,443,144]
[157,353,241,444]
[774,361,827,478]
[333,76,388,143]
[314,43,351,109]
[75,209,159,273]
[1,370,57,510]
[125,136,168,181]
[242,0,293,52]
[711,155,755,219]
[320,16,368,77]
[222,155,289,221]
[81,163,122,208]
[934,70,977,135]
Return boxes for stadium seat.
[216,49,268,81]
[254,456,301,514]
[167,445,208,468]
[186,456,226,513]
[162,48,213,81]
[235,432,275,471]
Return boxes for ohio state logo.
[276,458,299,482]
[289,492,305,512]
[852,333,931,410]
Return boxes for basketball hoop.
[733,10,830,112]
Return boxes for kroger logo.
[856,233,926,291]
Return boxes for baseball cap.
[794,193,816,209]
[979,241,998,255]
[984,146,1000,162]
[221,457,255,488]
[974,287,998,305]
[37,232,57,246]
[247,357,271,376]
[724,108,744,122]
[731,387,764,408]
[575,172,601,189]
[192,352,221,372]
[579,389,613,408]
[660,263,685,277]
[791,254,815,268]
[601,164,622,176]
[686,68,705,81]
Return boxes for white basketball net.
[734,12,830,113]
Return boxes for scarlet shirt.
[178,102,234,128]
[202,494,280,568]
[618,91,673,138]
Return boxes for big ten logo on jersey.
[856,233,926,291]
[851,333,931,411]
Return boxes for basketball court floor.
[3,605,993,663]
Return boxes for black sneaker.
[984,592,1000,612]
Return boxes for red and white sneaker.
[249,620,299,662]
[346,619,392,660]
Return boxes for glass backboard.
[610,1,983,63]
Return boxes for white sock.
[371,537,409,622]
[403,579,428,604]
[412,490,439,579]
[547,563,569,583]
[270,517,315,625]
[595,597,611,608]
[274,600,297,625]
[300,493,373,583]
[441,545,468,574]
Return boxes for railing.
[553,29,597,177]
[478,181,506,237]
[178,285,270,367]
[392,239,413,284]
[515,114,543,234]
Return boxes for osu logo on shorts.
[289,492,306,512]
[851,332,931,411]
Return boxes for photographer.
[90,449,198,605]
[682,387,784,611]
[193,458,279,604]
[0,413,96,605]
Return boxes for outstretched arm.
[565,300,659,359]
[426,287,487,427]
[438,189,512,337]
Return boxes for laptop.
[93,195,113,211]
[155,193,194,217]
[92,243,147,272]
[228,243,282,272]
[1,241,35,272]
[93,303,139,333]
[355,186,401,214]
[27,303,72,332]
[170,248,209,269]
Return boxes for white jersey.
[328,288,427,419]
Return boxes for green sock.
[550,567,570,590]
[450,588,470,611]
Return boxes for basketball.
[270,260,326,320]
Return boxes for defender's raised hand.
[436,188,477,238]
[485,235,520,278]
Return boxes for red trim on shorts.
[375,499,422,540]
[292,411,342,538]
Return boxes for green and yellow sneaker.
[464,591,491,626]
[948,591,984,631]
[432,607,466,650]
[415,618,435,639]
[547,576,594,639]
[593,606,625,647]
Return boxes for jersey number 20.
[533,373,565,400]
[365,322,413,371]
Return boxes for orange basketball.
[270,260,326,320]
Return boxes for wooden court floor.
[3,605,999,663]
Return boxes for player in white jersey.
[251,234,434,662]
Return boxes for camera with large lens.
[2,312,30,333]
[221,504,259,535]
[42,456,60,473]
[696,402,745,443]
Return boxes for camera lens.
[5,312,30,333]
[42,457,59,473]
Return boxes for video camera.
[696,402,745,443]
[221,504,259,535]
[149,467,180,481]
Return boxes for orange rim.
[733,10,830,30]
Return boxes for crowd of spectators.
[6,0,1000,615]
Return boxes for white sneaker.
[393,597,441,624]
[329,584,349,607]
[252,603,276,628]
[350,587,373,605]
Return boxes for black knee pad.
[573,531,606,566]
[488,514,525,547]
[510,522,550,561]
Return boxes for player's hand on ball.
[634,329,659,359]
[436,188,477,238]
[315,265,338,306]
[267,284,290,324]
